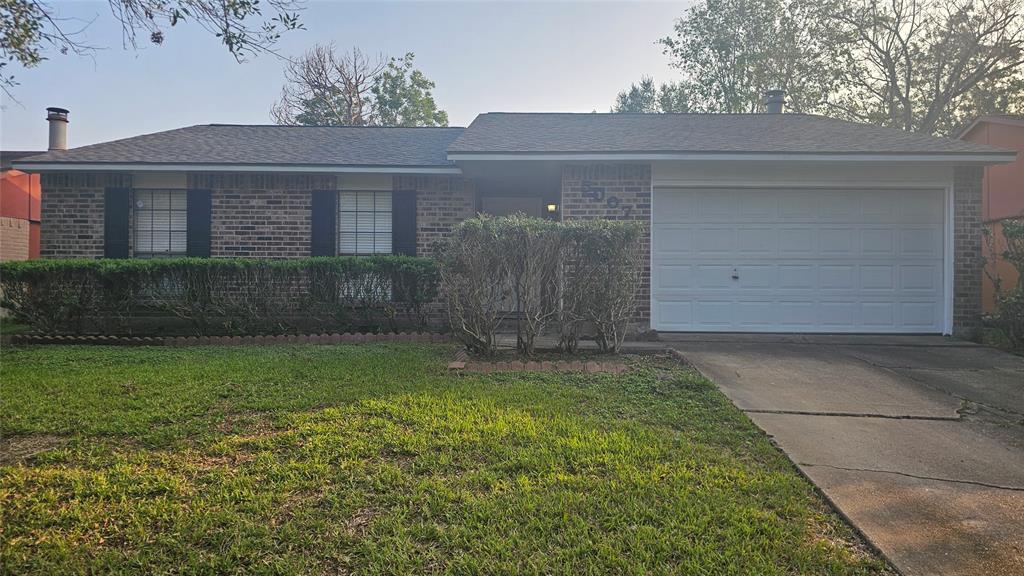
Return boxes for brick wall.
[560,164,652,328]
[189,173,336,258]
[39,173,131,258]
[0,216,30,260]
[953,166,984,336]
[394,175,476,257]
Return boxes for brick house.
[15,106,1016,336]
[0,151,43,261]
[957,115,1024,313]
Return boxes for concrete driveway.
[665,334,1024,576]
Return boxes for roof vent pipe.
[762,90,786,114]
[46,107,69,151]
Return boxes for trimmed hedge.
[0,256,439,336]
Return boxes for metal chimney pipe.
[763,90,786,114]
[46,107,69,151]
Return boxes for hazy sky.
[0,1,688,150]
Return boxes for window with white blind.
[133,189,187,257]
[338,191,392,254]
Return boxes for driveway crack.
[842,352,1024,420]
[744,409,959,420]
[800,462,1024,492]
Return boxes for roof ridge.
[205,123,466,129]
[477,111,815,117]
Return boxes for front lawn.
[1,344,888,574]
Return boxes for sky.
[0,0,688,150]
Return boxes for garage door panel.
[900,264,942,292]
[653,225,695,254]
[652,187,945,333]
[697,228,734,252]
[737,228,775,252]
[900,227,941,256]
[820,265,856,289]
[860,265,895,290]
[862,229,896,255]
[820,228,856,255]
[860,302,895,327]
[653,192,698,223]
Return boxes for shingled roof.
[14,113,1014,170]
[447,112,1008,156]
[16,125,466,167]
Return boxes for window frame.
[132,188,189,259]
[337,190,394,256]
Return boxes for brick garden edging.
[6,332,451,347]
[448,359,628,374]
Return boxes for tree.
[617,0,1024,134]
[373,54,448,127]
[656,0,848,113]
[832,0,1024,135]
[612,76,691,113]
[270,45,447,127]
[0,0,302,97]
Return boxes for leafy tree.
[616,0,1024,134]
[373,54,448,127]
[612,76,691,113]
[657,0,847,113]
[271,45,447,127]
[0,0,302,97]
[832,0,1024,135]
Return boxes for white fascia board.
[11,163,463,175]
[447,152,1017,164]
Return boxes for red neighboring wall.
[0,168,42,260]
[959,116,1024,312]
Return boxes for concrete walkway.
[665,335,1024,576]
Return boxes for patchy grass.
[1,344,890,575]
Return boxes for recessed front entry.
[651,187,946,333]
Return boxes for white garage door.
[651,187,946,333]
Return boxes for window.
[134,189,187,257]
[338,191,392,254]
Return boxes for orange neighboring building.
[959,115,1024,313]
[0,151,44,261]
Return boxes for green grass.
[1,344,888,575]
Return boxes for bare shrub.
[438,216,645,356]
[436,217,511,355]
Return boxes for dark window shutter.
[186,189,212,257]
[392,191,417,256]
[103,187,130,258]
[310,190,337,256]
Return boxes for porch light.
[546,203,558,213]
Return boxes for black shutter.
[103,187,130,258]
[186,189,212,257]
[310,190,337,256]
[392,191,417,256]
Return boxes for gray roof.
[447,112,1009,156]
[15,113,1013,169]
[1,150,46,170]
[17,125,465,167]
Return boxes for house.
[957,115,1024,313]
[14,101,1016,336]
[0,150,43,260]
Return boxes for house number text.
[581,181,633,218]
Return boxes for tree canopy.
[0,0,303,97]
[270,45,447,127]
[614,0,1024,135]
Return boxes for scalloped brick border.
[448,360,627,374]
[8,332,451,347]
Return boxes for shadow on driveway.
[665,335,1024,576]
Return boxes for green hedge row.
[0,256,439,335]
